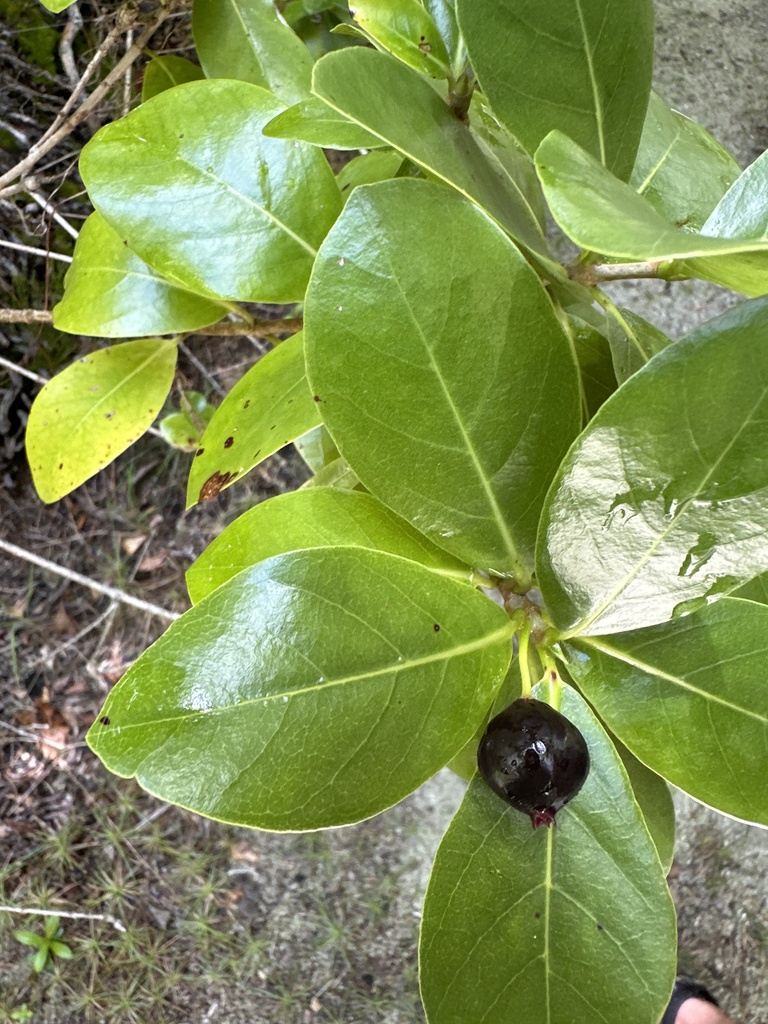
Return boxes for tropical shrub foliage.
[27,1,768,1021]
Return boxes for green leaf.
[446,656,522,782]
[262,96,385,149]
[44,917,60,940]
[420,682,676,1024]
[311,48,550,257]
[13,931,41,948]
[31,947,49,974]
[612,737,675,874]
[604,305,671,385]
[158,390,215,452]
[53,213,229,338]
[37,0,76,10]
[336,150,403,203]
[350,0,450,78]
[294,423,339,473]
[422,0,464,75]
[301,455,359,491]
[27,339,177,504]
[537,297,768,635]
[80,80,341,304]
[305,179,580,577]
[567,314,617,419]
[87,547,513,831]
[186,487,472,603]
[732,571,768,605]
[192,0,313,103]
[469,92,547,232]
[49,941,73,960]
[630,92,741,231]
[564,598,768,826]
[186,333,320,507]
[141,56,204,102]
[536,131,768,296]
[457,0,654,180]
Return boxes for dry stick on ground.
[0,904,126,934]
[0,1,187,199]
[0,538,180,622]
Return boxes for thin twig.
[0,355,48,384]
[0,3,181,197]
[0,905,126,934]
[0,538,181,621]
[192,317,303,337]
[0,310,303,339]
[28,190,80,240]
[0,239,72,263]
[123,28,134,117]
[178,341,227,397]
[0,309,53,325]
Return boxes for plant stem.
[568,259,663,286]
[517,617,533,697]
[539,649,563,710]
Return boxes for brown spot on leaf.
[58,462,63,470]
[534,912,541,919]
[433,623,440,632]
[105,410,115,420]
[195,448,205,457]
[99,716,111,726]
[243,400,250,409]
[313,395,321,402]
[198,470,236,503]
[596,923,604,931]
[224,436,234,449]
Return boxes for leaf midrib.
[104,621,514,733]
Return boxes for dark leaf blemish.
[195,448,205,457]
[99,716,111,726]
[243,400,250,409]
[433,623,440,632]
[199,470,236,503]
[224,436,234,449]
[313,395,321,402]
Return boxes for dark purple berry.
[477,697,590,828]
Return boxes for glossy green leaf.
[295,423,339,473]
[305,179,580,578]
[536,131,768,296]
[87,547,513,831]
[568,314,617,420]
[311,48,549,257]
[612,737,675,874]
[457,0,654,180]
[684,149,768,293]
[420,682,676,1024]
[422,0,464,75]
[38,0,76,10]
[80,80,341,303]
[187,487,472,603]
[350,0,450,78]
[537,297,768,635]
[604,305,671,384]
[564,598,768,826]
[732,572,768,605]
[301,455,359,491]
[336,150,403,203]
[27,339,177,503]
[469,92,547,232]
[53,213,229,339]
[192,0,312,103]
[262,96,385,149]
[186,333,320,507]
[630,92,741,231]
[141,56,204,102]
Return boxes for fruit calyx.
[477,697,590,828]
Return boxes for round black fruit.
[477,697,590,828]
